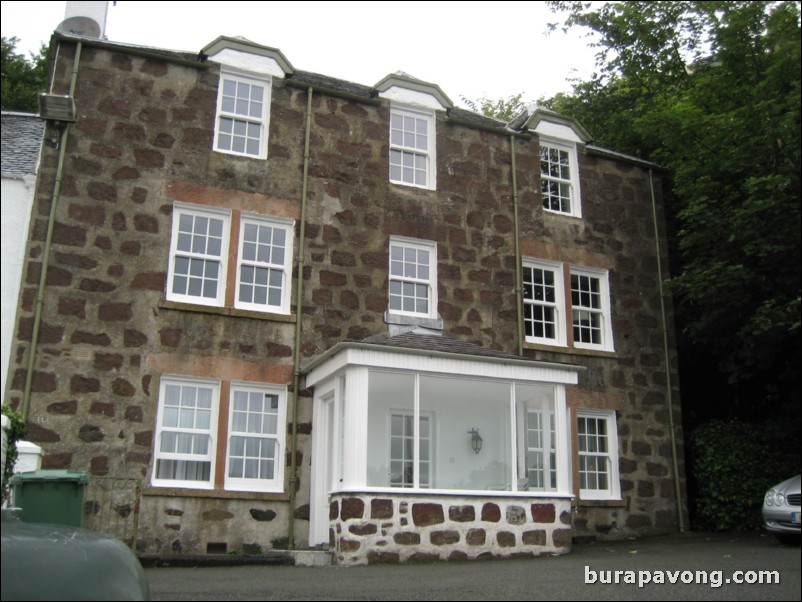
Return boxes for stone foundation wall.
[329,493,572,565]
[134,494,306,555]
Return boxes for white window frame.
[166,203,231,308]
[152,376,220,490]
[214,69,271,159]
[234,214,294,314]
[540,138,581,218]
[224,382,287,493]
[523,407,556,491]
[388,236,438,319]
[522,259,567,346]
[570,267,614,352]
[357,368,572,496]
[577,409,620,500]
[388,410,434,489]
[389,105,436,190]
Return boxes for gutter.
[649,168,685,532]
[287,87,314,549]
[587,145,662,170]
[21,41,82,421]
[445,115,532,139]
[52,32,206,69]
[284,78,379,106]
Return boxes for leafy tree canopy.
[544,1,801,425]
[1,36,48,112]
[460,92,528,121]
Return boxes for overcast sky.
[1,1,601,108]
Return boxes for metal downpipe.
[287,87,313,549]
[21,41,82,421]
[510,136,524,356]
[649,168,685,532]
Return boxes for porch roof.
[302,331,583,387]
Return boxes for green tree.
[545,1,801,428]
[461,92,527,121]
[1,36,48,112]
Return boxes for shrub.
[2,404,26,501]
[688,419,799,531]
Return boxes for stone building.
[4,30,687,565]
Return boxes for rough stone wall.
[329,493,572,565]
[521,150,686,539]
[6,42,312,554]
[298,102,530,353]
[137,496,297,555]
[5,37,686,555]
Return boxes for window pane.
[176,432,193,453]
[515,383,557,492]
[218,116,233,134]
[229,457,243,478]
[420,375,510,491]
[202,278,217,299]
[157,459,210,482]
[196,408,211,430]
[160,431,176,453]
[367,372,415,487]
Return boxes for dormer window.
[214,70,271,159]
[522,107,590,219]
[389,106,435,189]
[374,72,452,192]
[203,36,294,162]
[540,138,581,217]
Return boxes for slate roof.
[367,331,525,361]
[446,106,509,131]
[302,330,583,375]
[1,112,45,174]
[48,33,654,167]
[290,70,373,99]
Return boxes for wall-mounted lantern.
[468,428,483,454]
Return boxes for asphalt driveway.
[145,531,801,601]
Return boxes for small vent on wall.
[206,542,228,555]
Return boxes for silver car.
[762,474,801,543]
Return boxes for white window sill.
[331,486,574,499]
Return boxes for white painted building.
[1,112,45,400]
